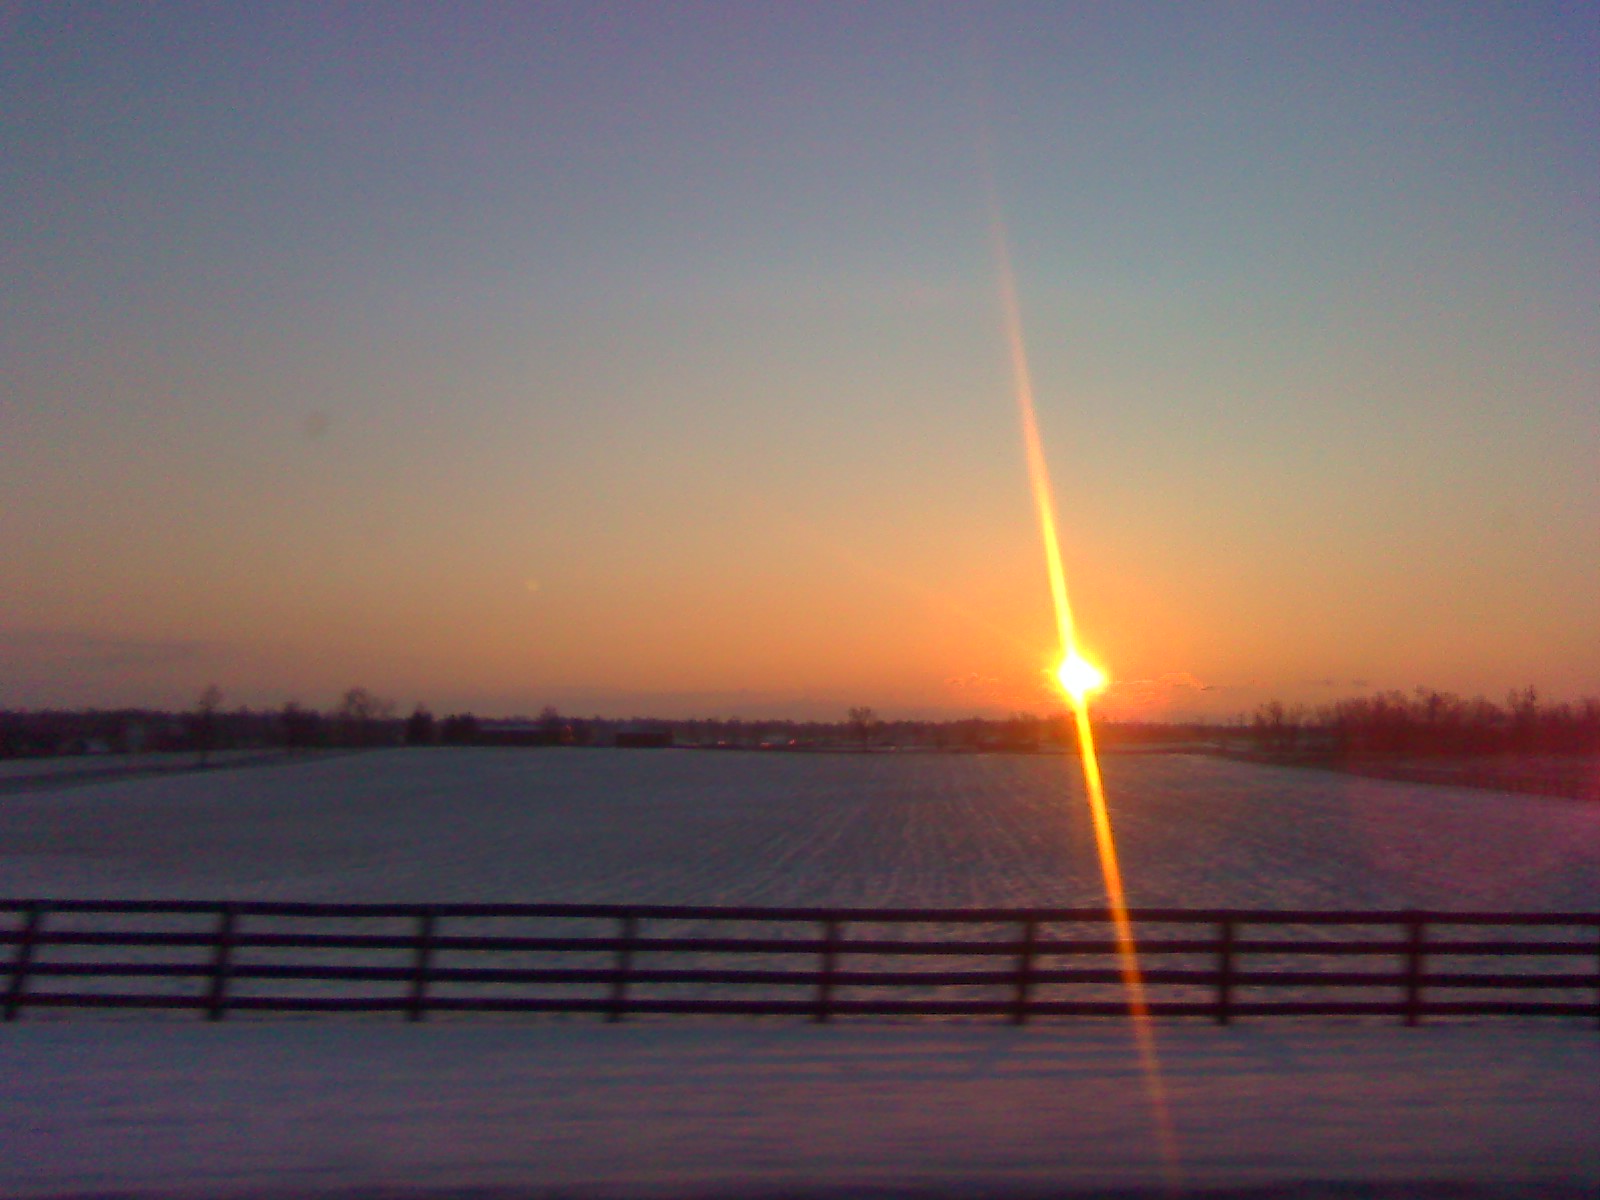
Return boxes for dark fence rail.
[3,900,1597,1025]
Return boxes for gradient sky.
[3,2,1597,721]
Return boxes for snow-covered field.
[3,749,1597,1199]
[2,747,1596,910]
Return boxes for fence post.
[4,905,44,1022]
[814,918,842,1023]
[206,906,236,1021]
[1216,916,1236,1026]
[408,911,435,1022]
[1403,914,1426,1027]
[607,913,637,1023]
[1011,917,1038,1025]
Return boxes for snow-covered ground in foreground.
[3,750,1597,1198]
[1,747,1597,909]
[3,1022,1596,1198]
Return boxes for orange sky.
[2,6,1596,720]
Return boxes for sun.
[1056,650,1108,705]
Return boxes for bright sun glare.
[990,173,1176,1186]
[1056,651,1107,705]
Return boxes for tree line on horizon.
[1,690,1199,758]
[0,686,405,760]
[1251,687,1600,758]
[2,685,1596,761]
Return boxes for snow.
[3,1022,1595,1198]
[0,749,287,783]
[1,748,1596,909]
[2,749,1597,1197]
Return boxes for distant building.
[615,727,673,749]
[476,722,569,747]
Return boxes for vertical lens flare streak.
[988,204,1180,1188]
[992,232,1077,665]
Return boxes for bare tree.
[847,706,879,751]
[404,704,435,746]
[192,684,224,766]
[337,686,396,747]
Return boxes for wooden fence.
[3,900,1597,1025]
